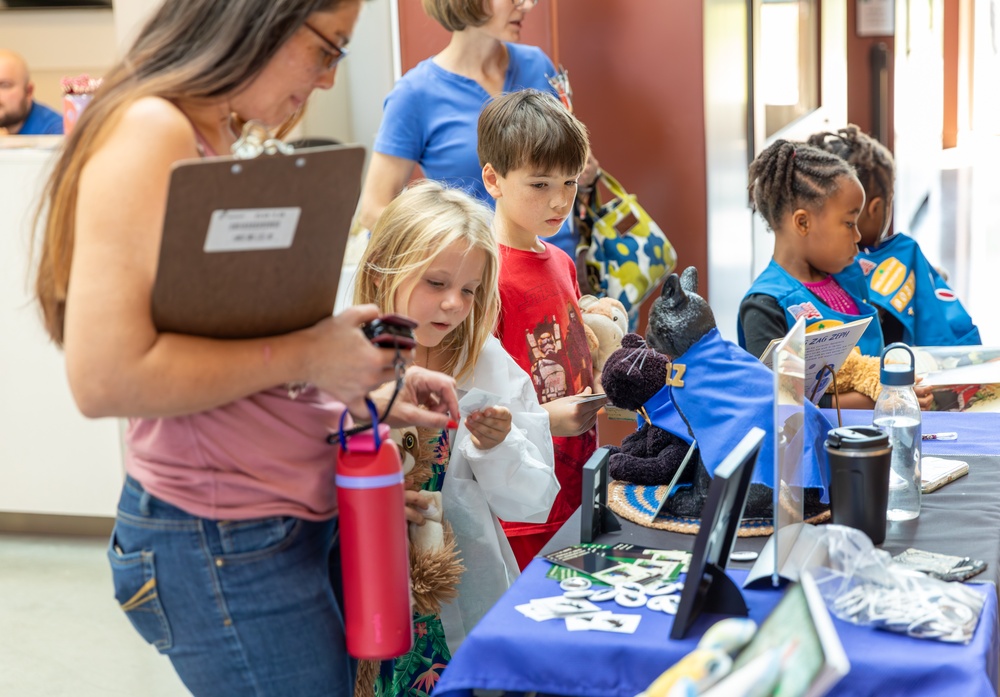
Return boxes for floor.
[2,137,998,696]
[0,534,189,696]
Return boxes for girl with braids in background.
[738,139,885,408]
[807,125,981,347]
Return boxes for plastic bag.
[810,525,985,643]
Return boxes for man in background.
[0,49,63,136]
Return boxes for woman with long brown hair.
[33,1,458,694]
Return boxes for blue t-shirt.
[374,43,577,257]
[19,101,63,135]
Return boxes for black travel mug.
[825,426,893,545]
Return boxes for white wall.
[0,8,116,109]
[0,148,125,517]
[0,0,395,150]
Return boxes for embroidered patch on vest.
[788,301,822,321]
[871,257,907,296]
[890,271,916,312]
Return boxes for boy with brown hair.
[478,88,605,568]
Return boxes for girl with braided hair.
[738,139,885,408]
[807,125,981,346]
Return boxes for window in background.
[760,0,819,137]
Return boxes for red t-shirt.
[495,242,598,537]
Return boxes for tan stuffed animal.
[395,426,464,615]
[354,426,465,696]
[828,348,882,402]
[579,295,628,383]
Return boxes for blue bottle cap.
[880,343,915,386]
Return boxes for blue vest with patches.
[639,328,832,501]
[738,259,885,357]
[855,233,981,346]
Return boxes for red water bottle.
[336,406,413,659]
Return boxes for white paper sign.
[204,207,301,252]
[857,0,895,37]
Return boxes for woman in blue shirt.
[357,0,597,259]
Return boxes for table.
[436,562,997,697]
[824,408,1000,457]
[435,410,1000,697]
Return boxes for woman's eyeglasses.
[512,0,539,7]
[303,21,349,71]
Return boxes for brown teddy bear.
[578,294,628,384]
[354,426,465,696]
[602,332,774,519]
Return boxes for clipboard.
[151,144,365,339]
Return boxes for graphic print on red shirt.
[495,242,598,538]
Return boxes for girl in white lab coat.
[353,180,558,694]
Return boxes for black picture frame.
[579,446,620,543]
[670,426,765,640]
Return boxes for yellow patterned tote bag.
[580,171,677,329]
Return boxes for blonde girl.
[355,180,558,694]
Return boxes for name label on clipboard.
[204,207,301,252]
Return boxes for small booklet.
[759,317,872,404]
[920,456,969,494]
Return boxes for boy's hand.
[466,406,512,450]
[541,387,606,437]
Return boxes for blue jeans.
[108,476,354,696]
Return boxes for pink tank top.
[126,118,344,521]
[126,387,343,521]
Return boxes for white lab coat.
[438,336,559,653]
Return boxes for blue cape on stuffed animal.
[639,327,832,501]
[637,266,834,503]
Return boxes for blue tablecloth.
[826,409,999,457]
[435,560,999,697]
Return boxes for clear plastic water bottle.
[873,343,921,521]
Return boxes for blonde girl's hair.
[354,181,499,383]
[33,0,351,346]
